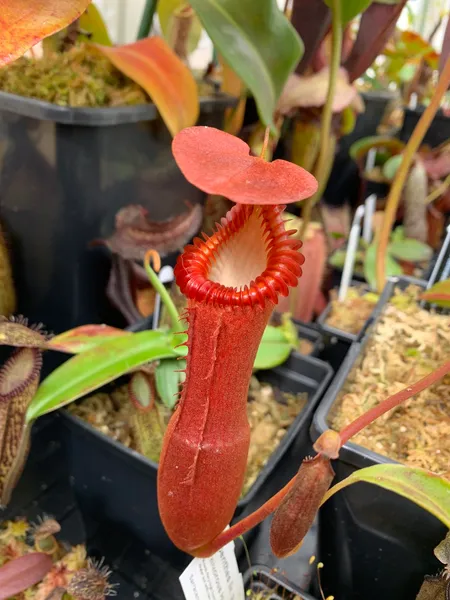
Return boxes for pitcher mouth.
[174,204,304,308]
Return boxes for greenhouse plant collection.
[0,1,450,599]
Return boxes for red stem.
[195,477,297,557]
[339,359,450,445]
[198,357,450,557]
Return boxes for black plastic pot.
[311,277,446,600]
[400,106,450,148]
[59,352,332,562]
[271,312,324,358]
[244,565,317,600]
[0,92,234,333]
[316,281,376,343]
[339,91,398,155]
[294,320,324,357]
[2,414,189,600]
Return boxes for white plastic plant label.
[179,539,245,600]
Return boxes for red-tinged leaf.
[277,68,360,114]
[0,0,92,67]
[0,553,52,599]
[172,127,318,205]
[48,325,130,354]
[95,37,199,136]
[421,279,450,308]
[270,454,335,558]
[291,0,331,75]
[344,1,408,82]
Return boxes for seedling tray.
[244,565,317,600]
[311,276,445,600]
[59,353,332,561]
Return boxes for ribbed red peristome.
[174,204,304,308]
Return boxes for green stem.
[144,260,180,333]
[137,0,158,40]
[299,0,342,240]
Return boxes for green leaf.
[187,0,303,129]
[390,225,405,243]
[388,239,432,262]
[253,325,291,370]
[329,249,347,269]
[158,0,203,54]
[364,243,402,290]
[79,3,112,45]
[421,279,450,308]
[330,231,346,240]
[382,153,403,180]
[279,314,299,348]
[321,464,450,529]
[26,331,181,422]
[324,0,373,25]
[398,62,417,82]
[155,358,184,410]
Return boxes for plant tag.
[179,539,244,600]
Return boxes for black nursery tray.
[1,416,184,600]
[244,565,317,599]
[59,353,332,560]
[311,275,445,600]
[316,280,376,344]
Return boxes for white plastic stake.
[365,148,377,173]
[152,265,175,330]
[362,194,377,244]
[338,204,365,302]
[427,224,450,290]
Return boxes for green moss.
[0,44,149,108]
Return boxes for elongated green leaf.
[324,0,373,25]
[253,325,292,370]
[388,239,432,262]
[421,279,450,308]
[364,243,402,290]
[188,0,303,128]
[321,464,450,528]
[155,358,184,409]
[26,331,181,422]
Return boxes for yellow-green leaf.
[79,2,112,45]
[321,464,450,528]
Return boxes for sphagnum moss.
[0,44,148,108]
